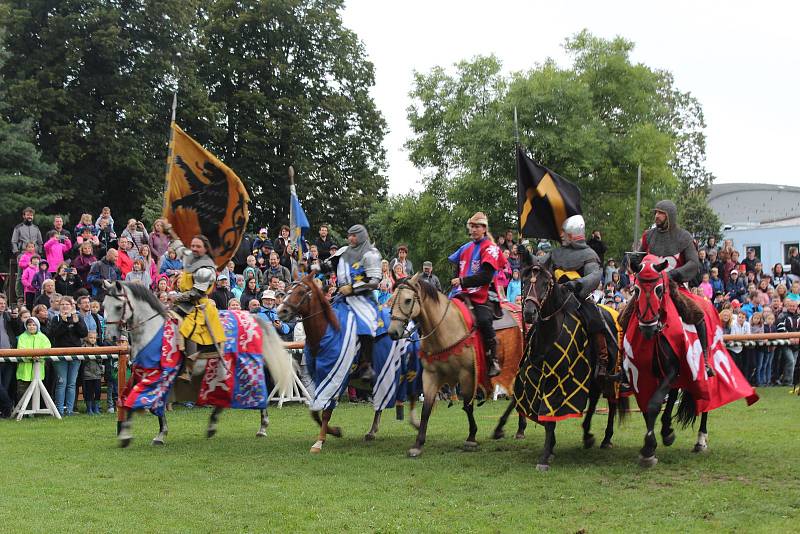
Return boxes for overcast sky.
[341,0,799,195]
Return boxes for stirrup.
[487,359,501,378]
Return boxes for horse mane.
[121,281,167,317]
[304,274,339,331]
[417,278,441,302]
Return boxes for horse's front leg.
[408,370,438,458]
[640,370,676,467]
[582,385,600,449]
[408,398,420,430]
[310,408,337,453]
[207,406,223,438]
[256,407,269,438]
[693,412,709,453]
[660,388,679,446]
[516,412,528,440]
[536,422,556,471]
[601,401,617,449]
[118,409,135,448]
[462,399,478,451]
[365,410,382,441]
[491,398,517,440]
[152,413,168,446]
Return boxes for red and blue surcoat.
[448,238,506,304]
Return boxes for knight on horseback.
[162,223,224,380]
[319,224,382,380]
[550,214,611,380]
[624,199,713,377]
[448,212,506,377]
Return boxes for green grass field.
[2,388,798,533]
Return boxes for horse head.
[278,275,314,323]
[102,280,128,342]
[522,253,554,324]
[633,255,670,339]
[388,273,423,341]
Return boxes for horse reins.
[282,280,327,322]
[105,286,163,332]
[391,280,452,341]
[524,267,573,322]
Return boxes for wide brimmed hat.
[467,211,488,227]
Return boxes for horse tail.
[616,394,630,424]
[254,316,295,401]
[676,389,698,428]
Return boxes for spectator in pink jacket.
[17,241,37,272]
[21,255,41,309]
[44,231,72,273]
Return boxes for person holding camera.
[54,262,83,297]
[44,230,72,274]
[47,296,88,416]
[122,219,149,252]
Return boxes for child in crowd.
[95,206,115,235]
[44,230,72,273]
[159,247,182,277]
[699,273,713,300]
[21,254,41,309]
[506,269,522,306]
[17,241,36,273]
[763,311,777,385]
[15,317,51,395]
[81,331,103,414]
[729,311,750,374]
[243,254,264,289]
[31,259,51,301]
[125,258,151,287]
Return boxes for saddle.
[453,293,519,331]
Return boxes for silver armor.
[170,238,218,313]
[551,241,602,301]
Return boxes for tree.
[0,34,57,265]
[187,0,388,234]
[396,31,715,261]
[679,189,722,245]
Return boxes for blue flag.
[290,184,310,260]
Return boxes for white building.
[708,183,800,271]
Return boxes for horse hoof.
[536,464,550,472]
[118,437,132,449]
[310,440,324,454]
[491,429,505,440]
[639,455,658,468]
[514,432,525,440]
[548,453,555,463]
[255,430,267,438]
[662,430,676,447]
[583,434,596,449]
[408,448,422,458]
[463,441,479,452]
[364,433,376,442]
[206,428,217,439]
[692,443,708,453]
[600,440,613,449]
[329,426,343,438]
[151,438,165,446]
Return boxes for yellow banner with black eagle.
[163,123,250,269]
[516,145,582,240]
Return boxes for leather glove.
[563,280,581,294]
[338,284,353,296]
[174,291,192,303]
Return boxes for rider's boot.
[593,332,610,379]
[485,336,501,378]
[179,340,198,382]
[355,335,376,382]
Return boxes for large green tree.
[386,31,716,264]
[1,0,387,236]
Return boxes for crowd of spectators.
[3,207,799,419]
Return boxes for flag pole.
[633,163,642,249]
[514,106,522,241]
[162,91,178,216]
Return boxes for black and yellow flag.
[516,146,582,240]
[164,123,250,268]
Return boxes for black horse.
[512,254,628,471]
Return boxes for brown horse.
[276,274,421,453]
[387,274,523,458]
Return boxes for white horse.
[102,280,294,447]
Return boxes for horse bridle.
[282,279,326,321]
[104,285,162,332]
[390,280,451,341]
[523,266,572,322]
[634,275,665,330]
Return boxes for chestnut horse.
[276,274,420,452]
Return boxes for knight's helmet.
[562,214,586,243]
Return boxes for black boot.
[593,332,610,379]
[355,335,376,382]
[485,337,501,378]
